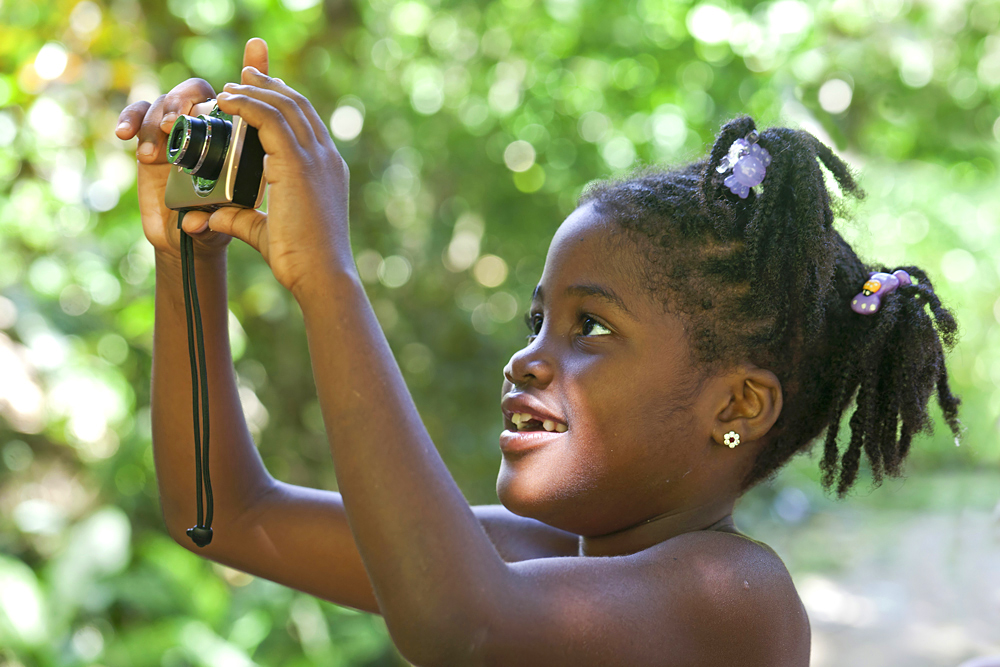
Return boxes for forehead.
[539,203,644,300]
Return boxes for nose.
[503,340,555,388]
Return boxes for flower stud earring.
[723,431,740,448]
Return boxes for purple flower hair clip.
[716,129,772,199]
[851,270,912,315]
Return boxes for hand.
[196,47,354,298]
[114,38,270,261]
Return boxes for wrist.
[293,265,364,311]
[154,248,228,300]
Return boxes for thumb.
[208,207,269,256]
[243,37,268,79]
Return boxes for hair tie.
[716,129,772,199]
[851,269,911,315]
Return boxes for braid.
[816,266,961,497]
[578,116,963,499]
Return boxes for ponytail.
[818,265,962,497]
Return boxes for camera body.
[164,101,265,212]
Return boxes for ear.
[711,365,783,448]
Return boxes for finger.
[159,78,217,133]
[206,206,269,256]
[214,92,299,162]
[240,66,332,147]
[116,100,151,139]
[136,94,170,163]
[180,210,211,235]
[243,38,268,77]
[220,82,316,147]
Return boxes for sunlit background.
[1,0,998,665]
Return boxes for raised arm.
[113,40,280,544]
[126,45,579,613]
[151,250,275,539]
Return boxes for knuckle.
[265,106,284,123]
[174,78,215,102]
[122,101,149,117]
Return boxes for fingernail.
[217,92,231,100]
[139,142,155,157]
[223,82,237,91]
[116,121,131,133]
[161,113,176,126]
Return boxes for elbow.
[386,602,494,667]
[165,513,213,552]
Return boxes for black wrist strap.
[177,210,214,547]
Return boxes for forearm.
[296,269,507,659]
[152,249,274,540]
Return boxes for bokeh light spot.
[503,140,536,172]
[819,78,853,113]
[34,43,68,81]
[473,255,508,288]
[378,255,412,288]
[330,105,364,141]
[687,5,732,44]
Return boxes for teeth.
[510,412,568,432]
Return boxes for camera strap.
[177,210,214,548]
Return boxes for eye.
[581,315,613,337]
[523,311,542,340]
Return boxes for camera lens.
[166,114,232,182]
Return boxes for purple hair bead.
[717,134,772,199]
[851,270,912,315]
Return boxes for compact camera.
[164,101,266,211]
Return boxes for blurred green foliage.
[1,0,998,663]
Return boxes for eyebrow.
[531,283,636,319]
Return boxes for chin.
[497,461,555,521]
[496,461,594,535]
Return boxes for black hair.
[577,116,963,498]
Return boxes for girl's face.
[498,203,724,537]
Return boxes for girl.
[116,38,962,666]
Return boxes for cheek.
[562,363,633,465]
[602,358,700,455]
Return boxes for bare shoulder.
[647,529,811,666]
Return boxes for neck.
[579,499,739,557]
